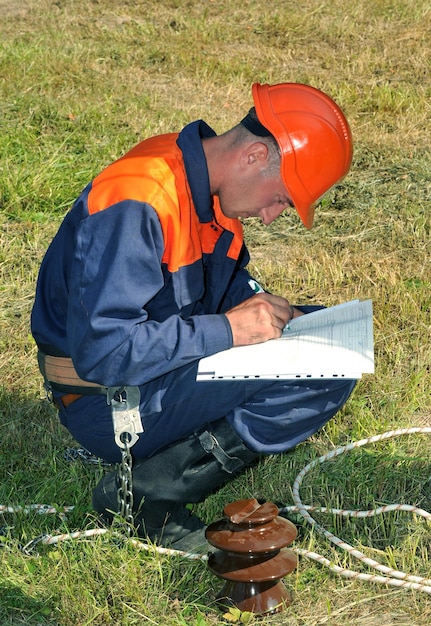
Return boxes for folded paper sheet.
[197,299,374,381]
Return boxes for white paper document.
[197,299,374,381]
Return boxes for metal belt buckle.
[107,386,144,449]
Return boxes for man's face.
[219,173,294,226]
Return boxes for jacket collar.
[176,120,216,223]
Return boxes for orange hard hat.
[251,82,353,228]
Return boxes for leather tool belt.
[37,351,144,449]
[37,351,108,396]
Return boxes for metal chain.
[116,432,135,533]
[107,386,143,535]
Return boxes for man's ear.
[241,142,270,169]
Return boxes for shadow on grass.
[0,386,104,541]
[0,581,54,625]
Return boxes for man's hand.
[225,293,301,347]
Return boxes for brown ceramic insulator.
[206,498,298,615]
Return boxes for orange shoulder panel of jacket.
[87,134,180,215]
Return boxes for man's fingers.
[225,292,294,346]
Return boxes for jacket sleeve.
[67,201,232,386]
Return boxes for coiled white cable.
[280,427,431,593]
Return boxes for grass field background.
[0,0,430,624]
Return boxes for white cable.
[2,427,431,590]
[0,504,74,516]
[287,427,431,593]
[18,529,206,561]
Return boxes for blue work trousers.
[57,365,356,463]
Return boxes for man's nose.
[260,205,285,225]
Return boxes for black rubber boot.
[92,418,259,552]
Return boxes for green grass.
[1,0,430,624]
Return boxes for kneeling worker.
[31,82,356,551]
